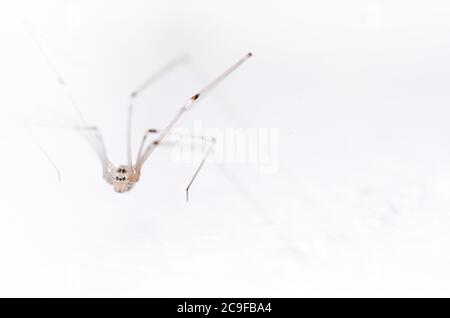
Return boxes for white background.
[1,0,450,297]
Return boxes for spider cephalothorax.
[111,165,136,193]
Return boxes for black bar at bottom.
[0,298,436,315]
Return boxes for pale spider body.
[108,165,137,193]
[26,24,252,201]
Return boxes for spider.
[25,25,252,201]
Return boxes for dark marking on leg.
[148,129,158,133]
[153,140,160,145]
[191,93,200,101]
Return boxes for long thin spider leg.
[185,137,216,202]
[127,56,189,170]
[136,129,159,162]
[77,126,111,181]
[26,117,111,182]
[190,52,253,103]
[25,120,61,182]
[24,22,86,122]
[24,23,110,178]
[136,52,252,173]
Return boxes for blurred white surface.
[1,0,450,296]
